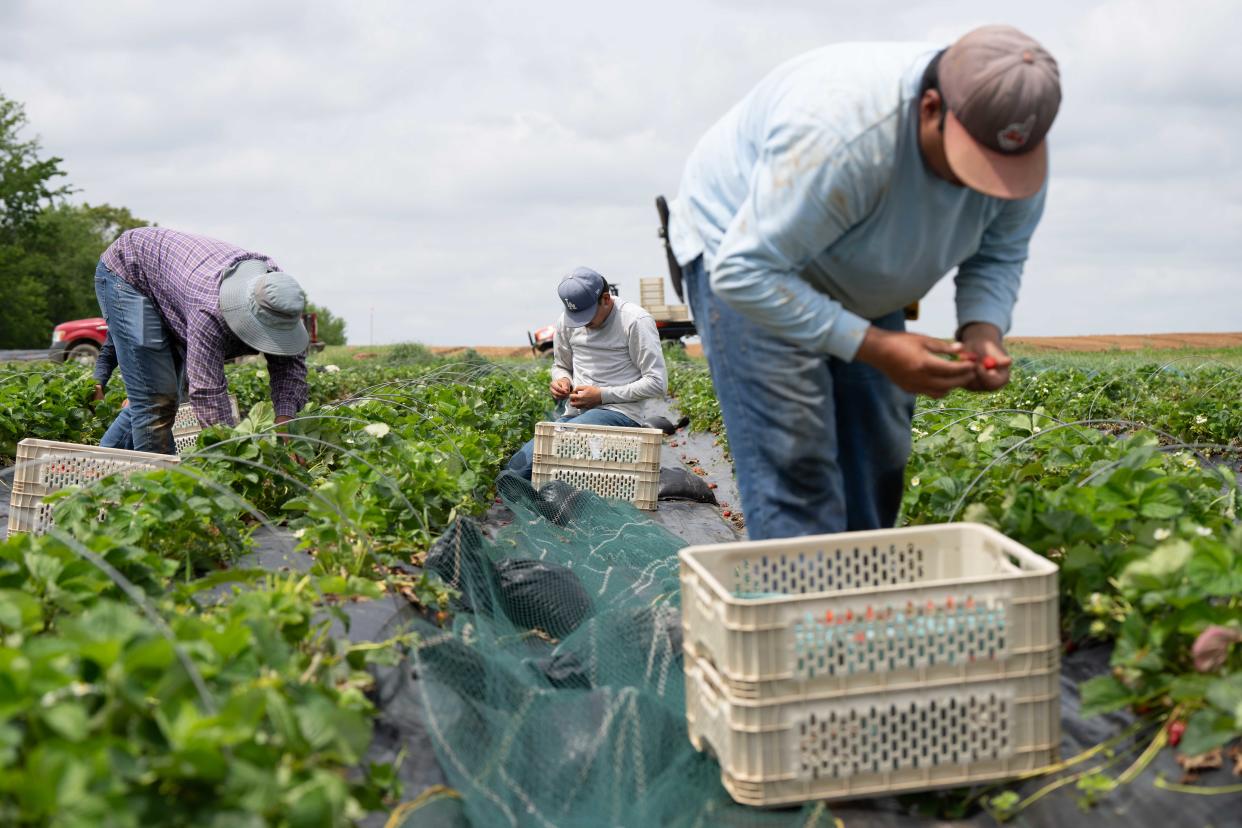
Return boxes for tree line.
[0,93,345,348]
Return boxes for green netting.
[404,473,836,827]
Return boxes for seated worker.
[506,267,668,480]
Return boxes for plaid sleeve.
[266,352,308,418]
[185,316,238,426]
[93,335,118,385]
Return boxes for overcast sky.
[2,0,1238,345]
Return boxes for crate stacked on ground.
[5,438,179,535]
[173,396,241,454]
[531,421,663,510]
[678,523,1060,806]
[638,277,691,322]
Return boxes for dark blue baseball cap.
[557,267,608,327]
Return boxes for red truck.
[50,314,326,364]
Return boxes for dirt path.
[1006,332,1242,352]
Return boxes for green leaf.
[1186,542,1242,596]
[1079,675,1135,716]
[1137,486,1184,519]
[1179,709,1240,757]
[1118,540,1193,591]
[0,588,42,631]
[1204,673,1242,721]
[42,703,89,742]
[1169,673,1214,703]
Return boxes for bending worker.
[667,24,1061,539]
[93,227,310,454]
[507,267,667,479]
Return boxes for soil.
[1005,332,1242,352]
[431,346,534,358]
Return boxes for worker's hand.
[569,385,603,410]
[855,327,977,399]
[958,323,1012,392]
[91,384,105,407]
[550,377,572,400]
[274,414,306,465]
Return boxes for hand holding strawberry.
[958,322,1012,392]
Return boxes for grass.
[1007,345,1242,368]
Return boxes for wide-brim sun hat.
[218,259,310,356]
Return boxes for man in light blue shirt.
[668,25,1061,539]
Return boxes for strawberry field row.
[0,360,551,824]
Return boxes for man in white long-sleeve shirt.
[506,267,668,480]
[668,25,1061,539]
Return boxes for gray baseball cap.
[940,24,1061,200]
[218,258,311,356]
[558,267,608,327]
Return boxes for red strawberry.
[982,356,998,370]
[722,510,732,517]
[1168,720,1185,747]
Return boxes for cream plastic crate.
[639,277,665,301]
[172,396,240,455]
[663,304,691,322]
[679,524,1059,700]
[531,421,662,510]
[685,651,1059,806]
[7,439,179,535]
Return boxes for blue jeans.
[683,257,914,540]
[101,407,136,450]
[506,408,641,480]
[94,261,181,454]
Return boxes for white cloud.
[1,0,1238,345]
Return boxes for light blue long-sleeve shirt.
[669,42,1047,361]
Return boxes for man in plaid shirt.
[93,227,311,454]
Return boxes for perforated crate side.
[685,652,1059,806]
[532,461,660,511]
[13,439,180,496]
[8,439,179,535]
[532,422,662,470]
[174,432,200,455]
[172,396,241,436]
[679,523,1059,701]
[5,491,48,536]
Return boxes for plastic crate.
[172,396,240,455]
[531,421,662,510]
[679,524,1059,700]
[639,277,665,299]
[685,651,1059,805]
[664,304,691,322]
[7,439,179,535]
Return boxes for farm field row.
[0,357,549,824]
[668,356,1242,817]
[2,350,1239,823]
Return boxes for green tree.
[0,92,149,347]
[0,92,74,346]
[0,94,71,242]
[307,302,347,345]
[33,203,149,323]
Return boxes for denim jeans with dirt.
[682,256,915,540]
[94,261,182,455]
